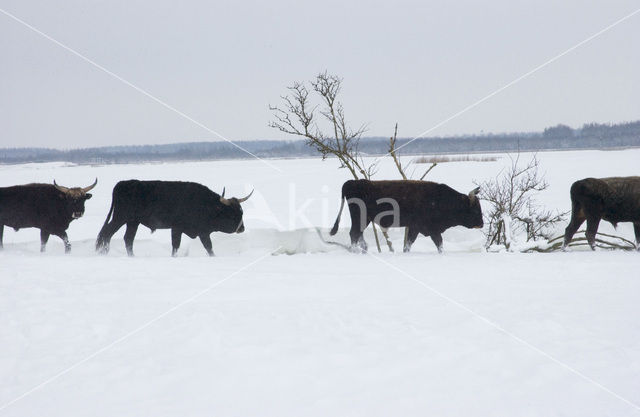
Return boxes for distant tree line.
[1,120,639,165]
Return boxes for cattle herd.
[0,176,639,255]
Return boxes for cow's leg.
[171,228,182,257]
[585,216,601,250]
[348,220,363,249]
[0,224,3,249]
[96,219,126,254]
[563,205,585,250]
[634,222,640,251]
[347,201,369,253]
[358,233,368,252]
[40,230,50,253]
[430,233,444,254]
[350,221,370,253]
[348,224,363,251]
[53,232,71,254]
[199,234,214,256]
[403,228,419,253]
[123,222,139,257]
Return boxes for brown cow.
[330,179,483,253]
[563,177,640,250]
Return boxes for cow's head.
[464,186,484,229]
[53,178,97,219]
[217,188,253,233]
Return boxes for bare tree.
[479,153,566,251]
[269,72,378,180]
[269,72,385,250]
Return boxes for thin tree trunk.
[371,223,382,252]
[382,229,394,252]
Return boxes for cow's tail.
[96,195,116,251]
[329,190,346,236]
[569,182,582,215]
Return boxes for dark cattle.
[563,177,640,250]
[96,180,253,257]
[329,179,483,253]
[0,179,97,253]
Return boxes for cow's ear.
[85,193,93,200]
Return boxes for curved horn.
[468,186,481,201]
[219,196,231,206]
[221,187,225,198]
[82,178,98,193]
[53,180,69,193]
[237,189,254,203]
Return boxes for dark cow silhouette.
[563,177,640,250]
[96,180,252,257]
[0,179,97,253]
[329,179,483,253]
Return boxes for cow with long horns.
[329,179,483,253]
[96,180,253,257]
[0,179,97,253]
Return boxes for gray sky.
[1,0,639,149]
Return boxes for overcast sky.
[1,0,639,149]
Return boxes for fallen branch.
[315,227,352,251]
[525,230,636,253]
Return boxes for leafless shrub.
[478,153,567,251]
[413,155,498,164]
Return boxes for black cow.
[563,177,640,250]
[329,179,483,253]
[0,179,97,253]
[96,180,253,257]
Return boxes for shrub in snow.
[478,153,566,252]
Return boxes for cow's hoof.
[348,246,367,254]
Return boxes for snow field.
[1,149,639,416]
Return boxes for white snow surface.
[1,149,639,416]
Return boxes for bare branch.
[389,123,407,180]
[419,163,438,180]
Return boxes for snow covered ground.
[1,149,639,416]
